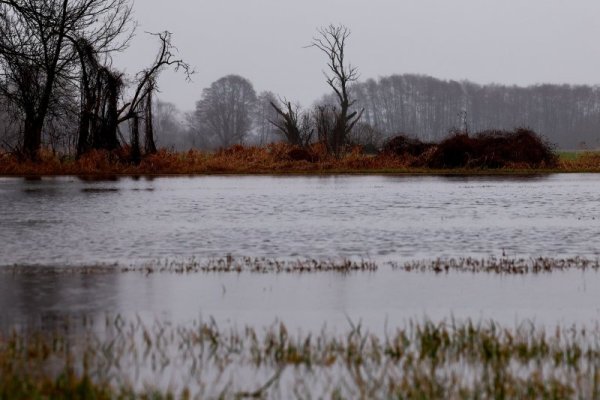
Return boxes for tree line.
[343,75,600,149]
[2,9,599,159]
[1,19,363,158]
[0,0,190,161]
[154,73,600,152]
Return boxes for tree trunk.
[77,107,91,157]
[144,90,157,154]
[94,71,121,151]
[22,115,44,161]
[104,76,121,150]
[130,114,141,164]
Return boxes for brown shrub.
[381,134,435,158]
[286,147,318,162]
[426,128,558,169]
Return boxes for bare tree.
[117,31,192,159]
[269,99,313,148]
[194,75,257,148]
[71,31,191,159]
[309,24,363,157]
[152,100,188,150]
[0,96,22,152]
[254,91,280,145]
[72,37,125,155]
[0,0,134,160]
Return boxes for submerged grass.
[1,144,600,176]
[3,256,599,275]
[1,316,600,399]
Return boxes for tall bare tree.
[72,37,125,155]
[309,24,363,157]
[0,0,134,160]
[194,75,257,148]
[117,31,192,160]
[71,31,191,159]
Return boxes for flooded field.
[1,174,600,266]
[1,174,600,327]
[1,266,599,333]
[1,174,600,397]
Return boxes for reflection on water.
[0,271,120,331]
[1,268,599,333]
[81,188,120,193]
[0,174,599,266]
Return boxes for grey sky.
[115,0,600,110]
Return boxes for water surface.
[1,174,599,266]
[2,174,600,333]
[1,268,598,333]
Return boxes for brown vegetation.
[0,132,598,176]
[0,143,403,175]
[427,128,558,168]
[381,133,435,157]
[383,128,559,169]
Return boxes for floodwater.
[1,268,599,333]
[1,174,599,266]
[0,174,600,332]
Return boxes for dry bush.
[427,129,558,169]
[381,134,435,158]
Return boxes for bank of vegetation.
[1,129,598,176]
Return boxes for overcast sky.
[114,0,600,111]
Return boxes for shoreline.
[2,167,600,178]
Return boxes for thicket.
[382,128,558,169]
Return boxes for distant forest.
[158,74,600,151]
[345,74,600,149]
[0,2,598,158]
[2,73,599,153]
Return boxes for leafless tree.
[117,31,192,159]
[72,37,124,155]
[0,0,134,160]
[347,122,384,152]
[152,100,189,150]
[194,75,257,148]
[309,24,363,157]
[0,96,21,152]
[71,30,191,160]
[254,91,280,146]
[269,99,313,148]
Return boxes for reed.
[1,316,599,399]
[3,256,598,275]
